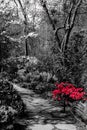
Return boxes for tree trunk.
[25,39,29,56]
[61,28,72,53]
[63,100,66,113]
[16,0,29,56]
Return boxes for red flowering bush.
[52,82,87,112]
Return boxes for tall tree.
[14,0,29,56]
[40,0,82,54]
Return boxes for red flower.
[52,82,87,102]
[52,89,61,99]
[55,82,64,90]
[75,88,83,92]
[52,89,61,95]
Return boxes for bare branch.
[55,26,65,46]
[60,0,82,53]
[55,27,65,33]
[40,0,63,51]
[16,0,27,25]
[40,0,55,30]
[4,35,21,42]
[70,0,82,28]
[64,3,74,31]
[13,0,18,7]
[40,0,62,51]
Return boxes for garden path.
[13,83,86,130]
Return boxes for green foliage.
[0,80,25,130]
[0,35,12,61]
[49,31,87,87]
[0,105,17,130]
[0,80,25,113]
[65,32,84,85]
[0,57,18,80]
[0,105,17,124]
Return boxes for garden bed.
[0,80,26,130]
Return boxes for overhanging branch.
[40,0,62,51]
[55,26,65,34]
[55,26,65,47]
[40,0,55,30]
[70,0,82,28]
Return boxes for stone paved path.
[13,83,87,130]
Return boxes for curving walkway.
[13,83,86,130]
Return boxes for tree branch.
[13,0,18,7]
[64,3,74,30]
[55,26,65,33]
[70,0,82,28]
[40,0,55,30]
[60,0,82,53]
[16,0,27,25]
[40,0,62,51]
[4,35,21,42]
[55,26,65,46]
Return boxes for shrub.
[0,105,17,124]
[52,82,87,112]
[0,35,11,62]
[0,80,25,114]
[50,32,87,85]
[0,80,25,129]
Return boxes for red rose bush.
[52,82,87,112]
